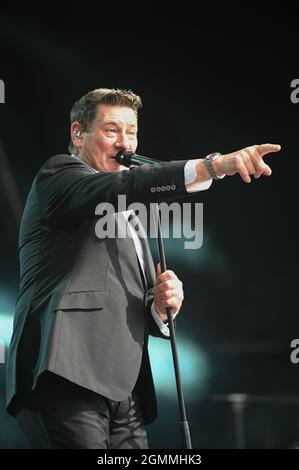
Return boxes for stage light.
[0,312,14,347]
[148,334,210,401]
[0,289,16,347]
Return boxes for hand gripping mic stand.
[116,151,192,449]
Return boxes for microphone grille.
[115,151,134,166]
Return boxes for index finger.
[255,143,281,158]
[158,270,176,282]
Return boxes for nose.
[115,132,132,151]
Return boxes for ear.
[71,121,83,148]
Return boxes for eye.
[105,128,117,136]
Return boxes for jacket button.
[171,184,176,190]
[166,185,171,191]
[150,187,156,192]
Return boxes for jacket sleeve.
[144,288,171,340]
[36,154,189,227]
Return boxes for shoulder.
[37,154,96,179]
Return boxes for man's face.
[80,104,138,172]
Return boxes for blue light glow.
[148,334,210,401]
[0,312,14,346]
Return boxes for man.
[6,88,281,449]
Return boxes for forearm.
[185,159,213,192]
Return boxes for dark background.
[0,6,299,448]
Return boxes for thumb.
[156,262,162,276]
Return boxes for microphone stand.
[152,203,192,449]
[116,151,192,449]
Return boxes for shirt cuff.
[150,303,178,337]
[184,159,213,192]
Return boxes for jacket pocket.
[53,289,109,310]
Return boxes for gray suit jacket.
[6,154,189,424]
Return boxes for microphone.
[116,150,161,167]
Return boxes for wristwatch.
[204,152,225,180]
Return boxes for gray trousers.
[16,375,148,449]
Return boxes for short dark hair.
[68,88,142,154]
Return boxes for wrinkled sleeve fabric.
[36,155,188,227]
